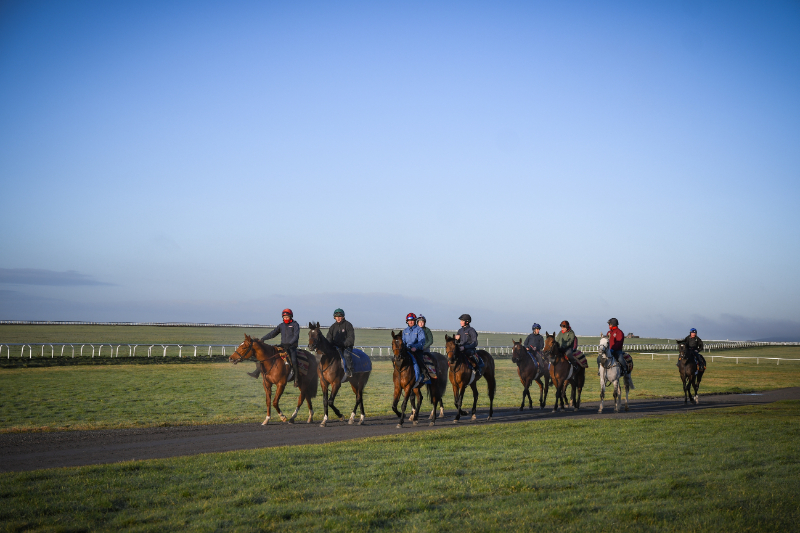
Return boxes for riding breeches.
[337,347,355,372]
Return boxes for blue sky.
[1,1,799,340]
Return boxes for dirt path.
[2,388,798,473]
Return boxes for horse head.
[307,322,324,353]
[598,337,609,356]
[676,340,687,359]
[229,334,255,364]
[390,330,407,370]
[511,339,525,365]
[444,334,459,366]
[543,331,561,363]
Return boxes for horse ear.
[245,334,251,341]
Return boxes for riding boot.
[247,363,261,379]
[343,349,354,378]
[291,353,300,388]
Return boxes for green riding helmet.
[333,308,345,317]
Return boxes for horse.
[511,340,551,410]
[389,331,444,427]
[307,322,371,427]
[543,332,585,411]
[677,340,705,404]
[229,335,318,425]
[597,337,634,413]
[443,335,496,422]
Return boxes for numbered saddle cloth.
[574,350,588,368]
[422,353,438,379]
[622,352,634,374]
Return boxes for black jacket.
[327,319,355,350]
[524,332,544,352]
[456,326,478,351]
[682,334,704,352]
[261,320,300,347]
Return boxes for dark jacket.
[456,326,478,351]
[327,319,355,350]
[421,326,434,352]
[261,320,300,347]
[608,327,624,351]
[682,334,704,352]
[524,332,544,352]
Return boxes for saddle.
[272,347,309,377]
[421,353,438,379]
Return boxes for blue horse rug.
[341,348,372,377]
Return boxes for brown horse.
[677,340,705,404]
[511,340,551,410]
[444,335,496,422]
[390,331,443,427]
[544,332,585,411]
[229,335,318,425]
[307,322,371,427]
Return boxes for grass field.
[1,400,798,531]
[2,347,800,432]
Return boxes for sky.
[1,0,799,340]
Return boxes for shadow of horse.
[444,335,496,422]
[229,335,318,425]
[307,322,371,427]
[511,339,551,410]
[677,340,705,404]
[544,332,585,412]
[390,331,446,427]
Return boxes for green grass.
[1,401,798,532]
[2,348,800,432]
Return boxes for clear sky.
[1,1,799,340]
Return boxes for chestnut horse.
[229,335,318,425]
[544,332,585,411]
[444,335,496,422]
[307,322,371,427]
[677,340,705,404]
[390,331,443,427]
[511,340,551,410]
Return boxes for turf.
[2,349,799,432]
[1,401,798,532]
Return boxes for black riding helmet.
[608,318,619,327]
[459,314,472,323]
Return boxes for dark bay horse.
[677,340,705,404]
[229,335,318,425]
[544,332,585,411]
[444,335,496,422]
[390,331,443,427]
[511,340,551,410]
[307,322,371,427]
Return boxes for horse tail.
[303,350,319,398]
[624,373,635,390]
[426,380,435,404]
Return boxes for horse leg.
[624,380,630,412]
[273,382,287,422]
[454,384,466,423]
[470,382,479,420]
[263,383,273,426]
[397,385,411,428]
[408,392,417,422]
[320,382,329,427]
[598,376,605,414]
[392,379,402,418]
[519,383,526,411]
[541,378,549,410]
[289,390,303,423]
[613,379,620,413]
[305,394,314,424]
[328,382,344,420]
[412,388,423,425]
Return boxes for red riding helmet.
[406,313,417,322]
[282,309,293,323]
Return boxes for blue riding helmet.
[532,323,541,330]
[690,328,697,333]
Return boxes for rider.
[402,313,430,382]
[524,323,544,356]
[417,315,434,354]
[682,328,706,372]
[327,308,355,379]
[248,309,301,386]
[556,320,580,366]
[455,313,483,374]
[607,318,626,373]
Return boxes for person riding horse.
[248,309,301,387]
[681,328,706,373]
[327,308,355,379]
[417,315,433,354]
[555,320,580,367]
[455,314,483,375]
[524,323,544,357]
[606,318,626,374]
[402,313,431,382]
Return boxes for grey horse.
[597,337,635,413]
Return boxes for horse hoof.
[598,409,603,414]
[625,406,629,412]
[280,416,287,423]
[487,416,492,421]
[471,415,477,421]
[453,419,459,424]
[319,421,327,428]
[348,419,353,425]
[288,418,295,424]
[413,420,418,426]
[358,418,364,426]
[429,421,435,426]
[396,423,403,429]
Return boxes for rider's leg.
[288,345,299,386]
[415,352,431,380]
[247,362,261,378]
[343,347,355,378]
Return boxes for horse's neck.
[252,342,276,368]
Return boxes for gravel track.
[2,388,798,473]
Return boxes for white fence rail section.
[1,340,798,360]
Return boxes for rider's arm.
[344,321,355,349]
[260,325,282,342]
[287,322,300,346]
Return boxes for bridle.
[231,339,255,363]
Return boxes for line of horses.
[229,325,705,428]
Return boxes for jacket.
[402,325,427,351]
[608,326,624,351]
[421,326,433,351]
[327,319,355,350]
[524,332,544,352]
[682,334,704,352]
[555,329,576,351]
[456,326,478,351]
[261,320,300,347]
